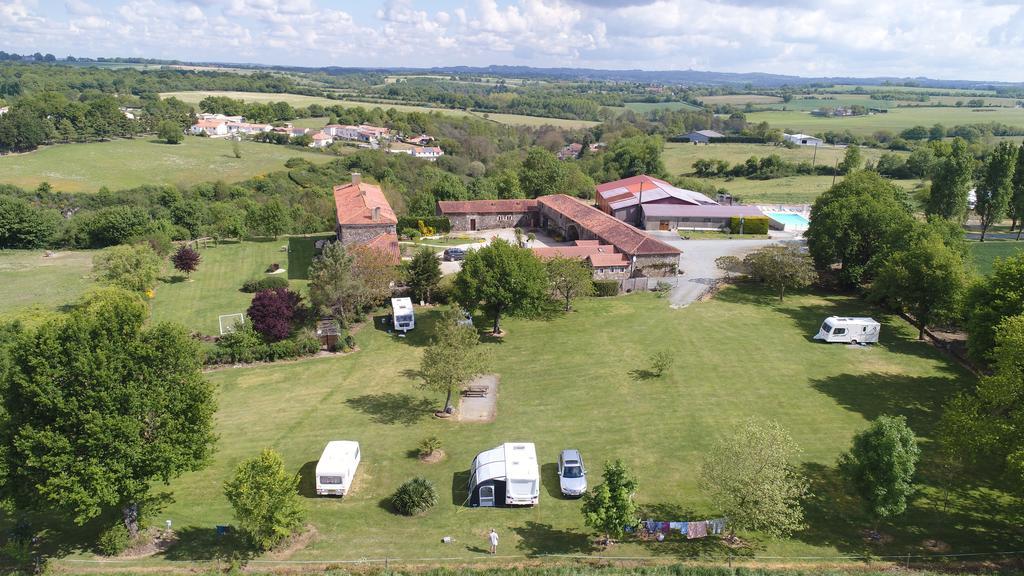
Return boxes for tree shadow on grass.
[512,521,596,556]
[162,526,253,562]
[344,393,435,425]
[161,274,187,284]
[629,368,658,381]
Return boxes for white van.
[315,440,361,496]
[814,316,880,344]
[391,297,415,332]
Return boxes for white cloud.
[1,0,1023,80]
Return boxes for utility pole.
[637,179,644,228]
[832,152,840,186]
[812,143,818,168]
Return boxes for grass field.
[160,91,599,129]
[150,240,303,335]
[663,142,916,204]
[0,250,96,320]
[116,285,1007,567]
[968,240,1024,275]
[699,95,783,106]
[0,138,333,193]
[747,107,1024,137]
[623,102,705,112]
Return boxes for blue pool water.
[764,212,810,227]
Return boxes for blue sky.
[3,0,1024,81]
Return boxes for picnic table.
[461,386,488,397]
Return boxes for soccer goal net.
[218,313,245,335]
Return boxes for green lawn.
[622,102,705,113]
[160,91,599,129]
[678,230,769,240]
[747,107,1024,137]
[0,250,96,321]
[968,240,1024,275]
[34,283,1011,568]
[151,240,303,335]
[0,137,333,193]
[287,233,337,281]
[663,142,900,176]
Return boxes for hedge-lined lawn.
[968,240,1024,275]
[151,240,302,335]
[0,137,333,193]
[287,233,336,281]
[0,250,96,320]
[64,285,1008,568]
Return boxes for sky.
[3,0,1024,82]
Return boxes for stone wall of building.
[634,254,679,277]
[337,223,396,245]
[447,212,537,232]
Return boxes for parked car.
[557,449,587,497]
[443,247,466,261]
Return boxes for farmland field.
[747,106,1024,137]
[0,137,333,193]
[699,94,783,106]
[0,250,96,320]
[30,283,1006,569]
[160,91,600,129]
[622,101,705,112]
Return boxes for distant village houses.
[557,143,583,160]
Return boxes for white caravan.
[315,440,361,496]
[814,316,881,344]
[391,297,415,332]
[468,442,540,507]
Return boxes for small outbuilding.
[682,129,724,144]
[784,133,823,147]
[468,442,540,507]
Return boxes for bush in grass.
[418,436,442,458]
[728,216,769,235]
[224,449,306,551]
[401,227,421,240]
[391,477,438,516]
[241,276,289,293]
[247,288,302,342]
[96,523,131,556]
[593,280,620,297]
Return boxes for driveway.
[436,228,566,276]
[649,231,802,308]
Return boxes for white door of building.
[479,485,495,507]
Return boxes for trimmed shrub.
[96,523,131,556]
[242,276,289,293]
[728,216,769,235]
[391,477,438,516]
[593,280,620,297]
[418,436,442,458]
[397,216,451,234]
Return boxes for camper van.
[391,297,415,332]
[315,440,361,496]
[468,443,540,507]
[814,316,880,344]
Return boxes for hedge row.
[728,216,769,235]
[241,276,289,293]
[593,279,620,297]
[397,216,451,234]
[205,326,320,365]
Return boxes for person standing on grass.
[488,528,499,554]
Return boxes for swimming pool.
[764,212,810,228]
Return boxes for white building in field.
[310,131,334,148]
[784,133,823,146]
[198,113,245,123]
[412,146,444,161]
[190,119,229,136]
[226,122,273,135]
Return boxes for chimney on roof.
[371,206,381,222]
[351,172,361,186]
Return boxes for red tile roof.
[437,199,538,215]
[532,242,629,268]
[334,181,398,226]
[365,232,401,265]
[594,174,672,195]
[537,195,680,257]
[588,252,629,267]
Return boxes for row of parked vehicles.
[314,441,587,505]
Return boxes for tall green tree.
[975,141,1018,241]
[1,288,216,537]
[701,418,809,537]
[224,449,306,551]
[307,241,355,323]
[1009,142,1024,238]
[581,460,639,543]
[546,256,594,311]
[941,314,1024,495]
[838,145,862,174]
[405,247,442,303]
[806,171,914,287]
[965,252,1024,361]
[742,244,817,302]
[839,415,920,525]
[602,135,666,179]
[418,308,485,413]
[157,119,183,144]
[926,137,974,221]
[455,239,550,334]
[0,196,61,248]
[870,231,968,339]
[93,243,163,292]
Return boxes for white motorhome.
[468,442,540,507]
[315,440,361,496]
[814,316,880,344]
[391,297,415,332]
